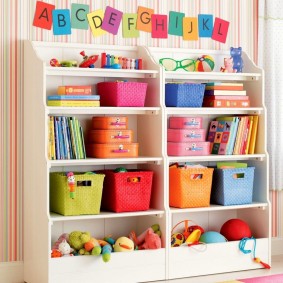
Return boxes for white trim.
[272,237,283,256]
[0,261,23,283]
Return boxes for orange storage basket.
[92,116,128,130]
[169,167,214,208]
[99,169,153,212]
[86,143,139,158]
[88,129,133,144]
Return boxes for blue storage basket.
[211,167,255,206]
[165,83,205,107]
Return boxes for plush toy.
[52,233,69,250]
[113,237,134,252]
[84,237,101,255]
[138,229,161,250]
[129,224,162,250]
[69,231,91,251]
[97,239,113,262]
[51,249,62,258]
[58,240,74,256]
[220,57,237,73]
[230,47,243,73]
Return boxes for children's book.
[216,162,248,169]
[48,95,100,100]
[233,116,248,155]
[216,116,239,155]
[204,89,247,96]
[47,100,100,107]
[203,95,249,100]
[248,115,259,154]
[202,99,250,108]
[57,85,92,95]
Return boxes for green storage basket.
[50,172,105,216]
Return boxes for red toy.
[79,51,99,68]
[220,218,251,241]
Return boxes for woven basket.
[50,172,105,216]
[165,83,205,107]
[99,170,153,212]
[97,81,148,107]
[169,167,214,208]
[211,167,255,205]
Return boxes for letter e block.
[101,6,123,35]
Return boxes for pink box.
[167,142,211,156]
[169,117,202,129]
[167,129,206,142]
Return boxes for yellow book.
[49,116,56,159]
[248,115,259,154]
[244,116,254,154]
[233,116,246,155]
[47,100,100,107]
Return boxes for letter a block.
[33,1,55,30]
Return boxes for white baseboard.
[272,237,283,256]
[0,261,23,283]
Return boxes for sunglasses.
[159,58,196,72]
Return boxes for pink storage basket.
[167,141,210,156]
[169,117,203,129]
[167,129,206,142]
[97,81,148,107]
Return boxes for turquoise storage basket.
[211,167,255,206]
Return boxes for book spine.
[48,95,100,100]
[203,99,250,108]
[49,116,56,160]
[54,117,60,160]
[69,117,78,159]
[58,85,92,95]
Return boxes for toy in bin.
[171,220,204,247]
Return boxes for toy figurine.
[79,51,99,68]
[220,57,237,73]
[230,47,243,73]
[50,58,77,67]
[67,172,75,199]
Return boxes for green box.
[50,172,105,216]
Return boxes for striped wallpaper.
[0,0,279,263]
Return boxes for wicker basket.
[50,172,105,216]
[169,167,214,208]
[99,169,153,212]
[165,83,205,107]
[211,167,255,205]
[97,81,148,107]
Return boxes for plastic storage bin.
[165,83,205,107]
[167,128,206,142]
[167,141,210,156]
[169,117,202,129]
[97,81,148,107]
[211,167,255,205]
[169,167,214,208]
[49,172,105,216]
[86,143,139,158]
[88,129,133,143]
[99,170,153,212]
[92,116,128,130]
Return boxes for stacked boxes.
[86,116,139,158]
[167,117,210,156]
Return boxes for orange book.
[203,99,250,108]
[57,85,92,95]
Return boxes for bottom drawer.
[86,143,139,158]
[167,142,210,156]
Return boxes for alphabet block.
[136,6,154,32]
[52,9,71,35]
[152,14,168,38]
[87,9,106,37]
[183,17,198,40]
[122,14,139,38]
[33,1,55,30]
[198,14,213,37]
[101,6,123,35]
[168,11,185,36]
[71,3,89,30]
[212,17,230,43]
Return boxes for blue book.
[47,95,100,100]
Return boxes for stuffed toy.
[113,237,134,252]
[69,231,91,251]
[220,57,237,73]
[58,240,74,256]
[52,233,69,250]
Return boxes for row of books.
[48,116,86,160]
[203,82,250,108]
[47,85,100,107]
[207,115,259,155]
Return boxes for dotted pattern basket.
[97,81,148,107]
[50,172,105,216]
[211,167,255,206]
[99,170,153,212]
[169,167,214,208]
[165,83,205,107]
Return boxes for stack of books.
[202,82,250,108]
[47,85,100,107]
[48,116,86,160]
[207,115,259,155]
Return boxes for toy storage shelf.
[149,46,271,280]
[24,41,166,283]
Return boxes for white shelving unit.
[148,47,271,279]
[24,41,271,283]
